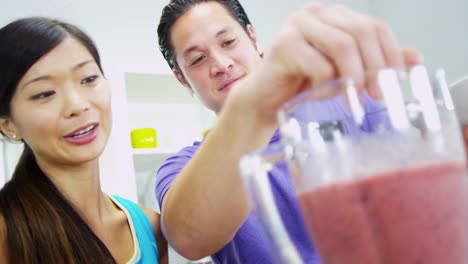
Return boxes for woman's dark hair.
[0,17,115,263]
[157,0,252,71]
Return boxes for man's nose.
[210,52,234,77]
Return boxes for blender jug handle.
[240,149,303,264]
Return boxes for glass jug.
[240,65,468,264]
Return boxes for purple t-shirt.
[155,95,387,264]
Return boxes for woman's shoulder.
[137,205,160,235]
[110,196,160,233]
[137,205,168,263]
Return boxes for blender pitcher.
[240,65,468,264]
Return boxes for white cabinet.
[105,69,215,211]
[126,72,215,212]
[0,138,23,189]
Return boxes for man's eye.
[31,91,55,100]
[223,39,236,47]
[81,75,99,85]
[191,56,206,66]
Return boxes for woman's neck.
[35,158,113,224]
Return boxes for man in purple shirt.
[154,0,420,263]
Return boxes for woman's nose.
[63,87,90,118]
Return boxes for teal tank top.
[112,195,159,264]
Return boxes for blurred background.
[1,0,467,263]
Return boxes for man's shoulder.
[161,141,201,165]
[154,142,201,207]
[155,142,201,182]
[175,142,201,157]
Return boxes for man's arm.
[160,96,275,260]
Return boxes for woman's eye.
[31,91,55,100]
[81,75,99,85]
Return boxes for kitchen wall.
[4,0,465,81]
[242,0,374,49]
[374,0,468,83]
[1,0,467,196]
[242,0,468,82]
[0,138,23,186]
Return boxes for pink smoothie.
[298,160,468,264]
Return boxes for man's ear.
[173,68,194,95]
[246,24,263,57]
[0,117,20,141]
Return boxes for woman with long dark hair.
[0,17,167,263]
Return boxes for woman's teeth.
[72,125,95,137]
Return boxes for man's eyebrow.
[215,27,230,38]
[183,45,199,58]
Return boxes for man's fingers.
[294,9,364,85]
[402,46,423,67]
[375,20,405,70]
[318,6,387,73]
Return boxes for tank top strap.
[111,195,159,264]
